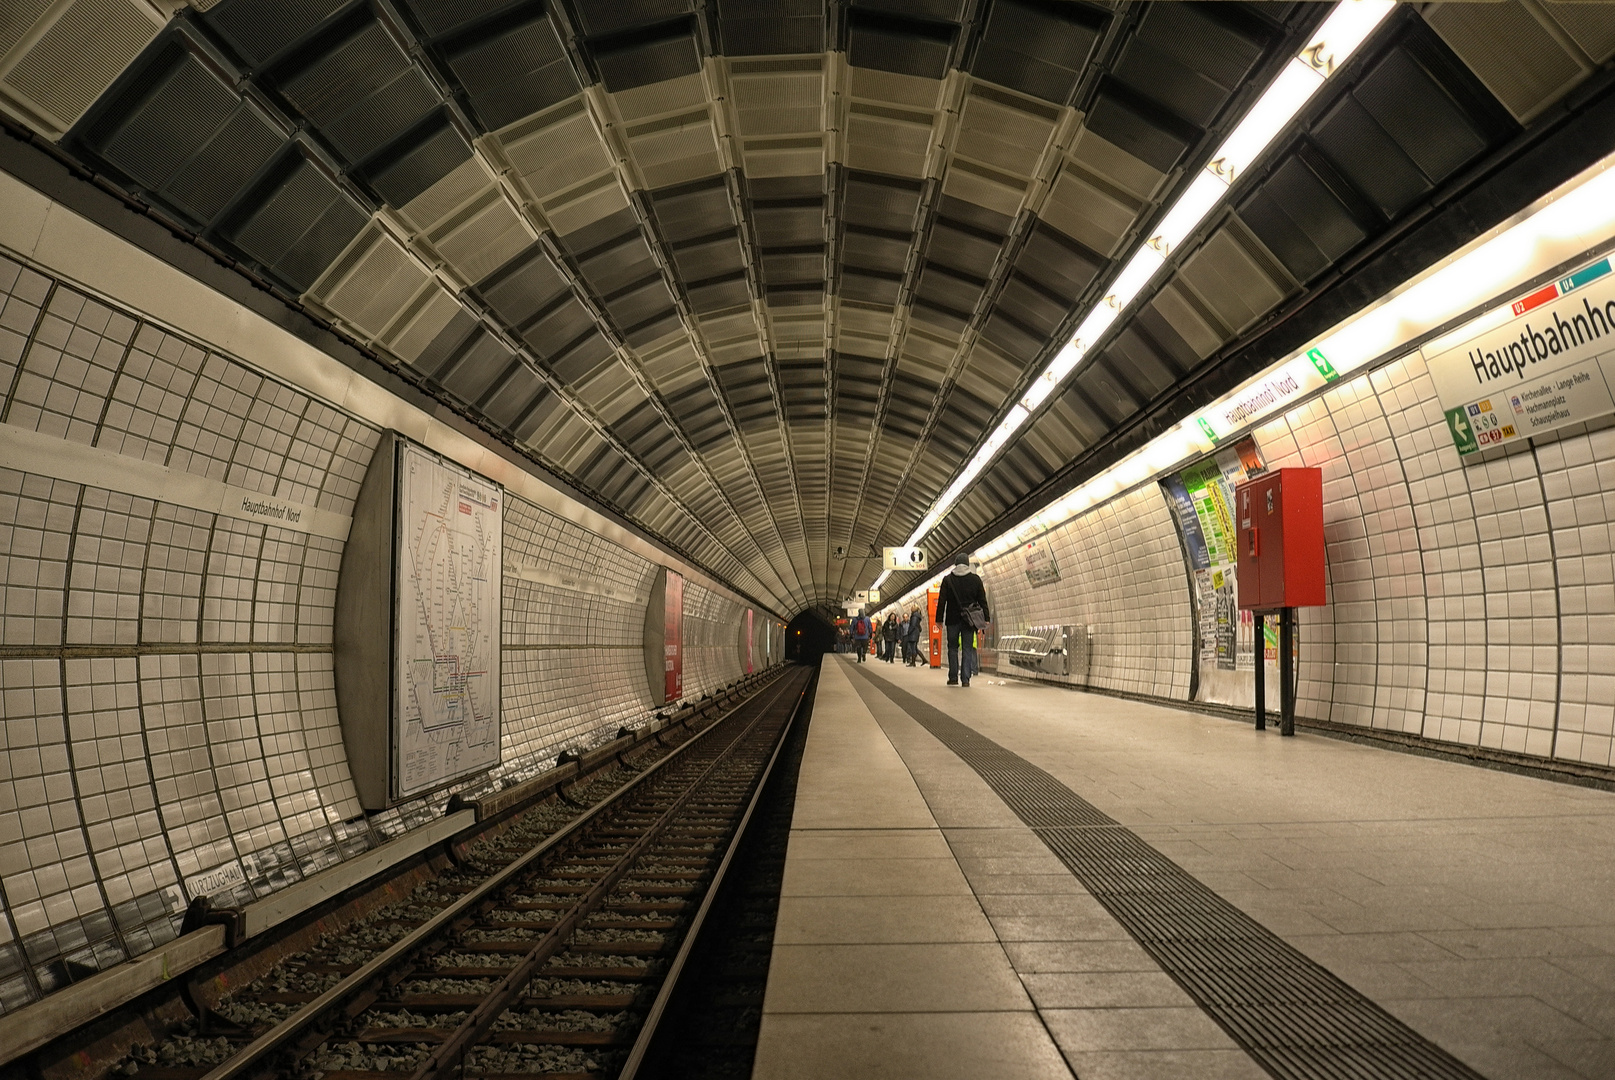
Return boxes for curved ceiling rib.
[4,0,1611,617]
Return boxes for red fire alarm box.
[1235,467,1325,610]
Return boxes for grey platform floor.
[750,655,1615,1080]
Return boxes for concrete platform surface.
[752,656,1615,1080]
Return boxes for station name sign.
[1427,253,1615,456]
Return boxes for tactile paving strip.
[848,668,1485,1080]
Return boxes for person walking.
[850,611,872,662]
[882,611,900,662]
[904,605,924,666]
[934,554,989,687]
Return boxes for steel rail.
[408,673,802,1079]
[194,669,792,1080]
[615,668,816,1080]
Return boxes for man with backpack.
[934,554,989,687]
[850,610,872,662]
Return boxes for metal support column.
[1253,611,1266,731]
[1279,607,1296,737]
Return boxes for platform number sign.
[882,546,928,571]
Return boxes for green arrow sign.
[1446,406,1477,455]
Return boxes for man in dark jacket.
[934,554,989,686]
[850,612,872,662]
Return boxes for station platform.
[751,656,1615,1080]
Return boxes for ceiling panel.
[50,0,1581,614]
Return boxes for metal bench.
[998,624,1084,677]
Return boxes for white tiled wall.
[0,251,768,1015]
[984,341,1615,776]
[681,582,747,699]
[983,484,1194,699]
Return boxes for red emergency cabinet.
[1234,467,1325,610]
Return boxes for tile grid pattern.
[848,664,1486,1080]
[0,253,751,1015]
[980,344,1615,771]
[985,484,1193,699]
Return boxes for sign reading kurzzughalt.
[1426,253,1615,457]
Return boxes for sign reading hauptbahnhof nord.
[1427,252,1615,456]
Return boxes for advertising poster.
[1161,438,1266,705]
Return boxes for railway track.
[114,665,815,1080]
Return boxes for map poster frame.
[391,439,504,803]
[333,431,505,810]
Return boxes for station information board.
[1427,252,1615,456]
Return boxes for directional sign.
[853,589,881,604]
[882,546,928,571]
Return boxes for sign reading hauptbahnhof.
[1427,252,1615,456]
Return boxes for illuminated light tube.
[1210,59,1325,184]
[1151,171,1230,256]
[1104,246,1167,313]
[890,0,1396,564]
[972,151,1615,571]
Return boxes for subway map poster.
[393,441,503,799]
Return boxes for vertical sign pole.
[1280,606,1296,737]
[1253,610,1266,731]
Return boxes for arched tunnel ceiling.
[6,0,1615,617]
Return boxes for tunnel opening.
[784,609,836,663]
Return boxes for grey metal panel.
[717,0,824,55]
[673,235,748,281]
[686,273,753,312]
[548,330,615,383]
[1352,45,1490,186]
[480,245,571,327]
[1111,3,1265,129]
[846,10,956,80]
[579,234,661,296]
[440,329,516,402]
[226,153,369,292]
[994,272,1068,338]
[1237,156,1367,285]
[591,20,703,92]
[970,0,1103,104]
[447,13,577,131]
[365,114,474,208]
[842,228,911,274]
[1016,224,1102,301]
[406,0,526,39]
[205,0,350,68]
[333,429,394,811]
[521,297,596,357]
[925,219,1003,278]
[1085,81,1198,174]
[843,172,922,231]
[277,19,439,166]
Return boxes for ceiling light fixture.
[964,143,1615,569]
[865,0,1396,593]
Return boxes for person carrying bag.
[850,611,872,662]
[933,554,989,687]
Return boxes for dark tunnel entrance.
[784,610,836,662]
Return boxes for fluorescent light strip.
[881,0,1396,581]
[968,149,1615,565]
